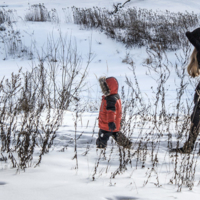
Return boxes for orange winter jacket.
[98,77,122,132]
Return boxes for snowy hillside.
[1,1,200,200]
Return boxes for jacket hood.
[99,76,118,96]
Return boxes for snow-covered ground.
[1,0,200,200]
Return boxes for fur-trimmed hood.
[99,77,119,96]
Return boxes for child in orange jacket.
[96,76,132,149]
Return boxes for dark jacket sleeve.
[106,94,119,123]
[194,82,200,104]
[191,82,200,125]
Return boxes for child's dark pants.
[96,129,132,149]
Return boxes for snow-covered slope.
[1,1,200,200]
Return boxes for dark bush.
[0,8,16,25]
[25,4,49,22]
[25,4,59,23]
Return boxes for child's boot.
[96,130,110,149]
[112,132,132,149]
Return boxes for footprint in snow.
[106,196,139,200]
[0,182,7,186]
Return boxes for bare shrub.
[48,8,59,23]
[42,32,94,110]
[0,67,62,170]
[0,10,6,25]
[72,7,199,50]
[25,4,49,22]
[1,29,34,59]
[62,8,73,23]
[25,4,59,23]
[0,34,92,171]
[0,8,16,25]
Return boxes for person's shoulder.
[106,94,120,101]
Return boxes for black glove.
[108,122,116,131]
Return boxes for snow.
[1,0,200,200]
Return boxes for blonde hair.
[187,48,200,78]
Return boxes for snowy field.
[1,0,200,200]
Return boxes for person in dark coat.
[171,28,200,153]
[96,76,132,149]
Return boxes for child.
[96,76,132,149]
